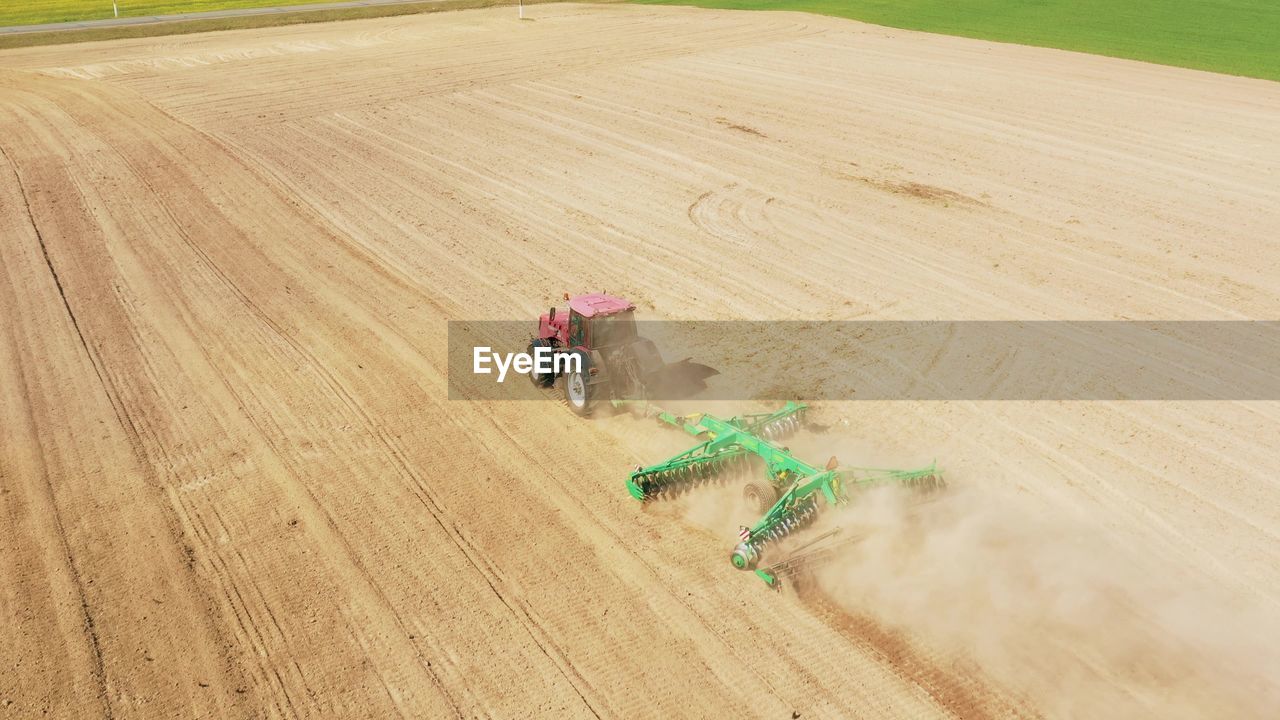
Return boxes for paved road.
[0,0,448,35]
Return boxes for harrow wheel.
[730,543,757,571]
[743,481,779,514]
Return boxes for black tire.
[527,340,555,388]
[561,367,594,416]
[743,481,779,514]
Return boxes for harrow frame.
[624,402,942,586]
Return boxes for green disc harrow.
[623,402,943,587]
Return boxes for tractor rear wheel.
[743,481,779,514]
[527,340,555,388]
[562,368,594,416]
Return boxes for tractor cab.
[540,293,636,350]
[530,292,709,417]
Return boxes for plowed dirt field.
[3,5,1279,718]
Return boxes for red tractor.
[528,293,684,415]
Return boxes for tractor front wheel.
[528,340,555,388]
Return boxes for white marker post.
[518,0,523,20]
[113,2,119,18]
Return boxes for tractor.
[525,295,945,589]
[528,293,690,415]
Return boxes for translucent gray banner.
[447,321,1280,401]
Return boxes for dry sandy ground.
[3,4,1280,718]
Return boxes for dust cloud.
[813,486,1280,719]
[634,419,1280,718]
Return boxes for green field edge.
[0,0,566,50]
[631,0,1279,83]
[2,0,353,27]
[2,0,1274,85]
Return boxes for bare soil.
[2,5,1279,717]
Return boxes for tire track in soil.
[60,125,319,717]
[2,116,257,719]
[37,67,605,717]
[473,406,796,704]
[97,108,465,718]
[803,592,1039,720]
[4,95,310,720]
[109,97,600,717]
[1,141,115,720]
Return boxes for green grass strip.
[632,0,1280,81]
[0,0,549,50]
